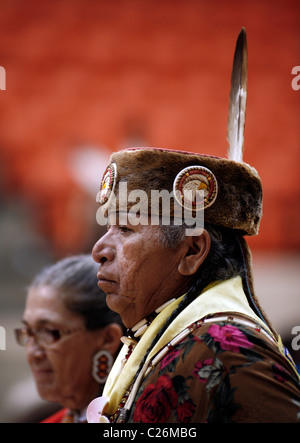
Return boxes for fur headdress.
[98,29,261,236]
[100,147,262,236]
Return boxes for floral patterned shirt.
[128,314,300,423]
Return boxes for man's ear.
[177,229,211,276]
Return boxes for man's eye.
[119,226,131,233]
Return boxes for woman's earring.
[92,350,113,384]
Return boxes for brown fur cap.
[100,147,262,236]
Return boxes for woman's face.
[23,286,104,411]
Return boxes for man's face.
[92,219,190,329]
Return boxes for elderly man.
[88,147,300,424]
[87,29,300,423]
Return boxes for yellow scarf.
[103,276,275,416]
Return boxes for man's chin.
[105,293,133,323]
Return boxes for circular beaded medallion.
[98,162,117,205]
[173,165,218,211]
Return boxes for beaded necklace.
[110,298,176,422]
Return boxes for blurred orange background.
[0,0,299,258]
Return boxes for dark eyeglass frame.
[14,326,84,347]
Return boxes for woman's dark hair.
[29,254,124,332]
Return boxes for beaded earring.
[92,349,113,384]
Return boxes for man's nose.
[92,232,115,264]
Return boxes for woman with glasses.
[15,254,124,423]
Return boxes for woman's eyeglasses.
[14,326,84,347]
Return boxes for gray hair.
[29,254,124,332]
[159,222,243,283]
[159,224,186,249]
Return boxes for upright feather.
[227,27,248,163]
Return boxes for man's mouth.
[97,272,117,291]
